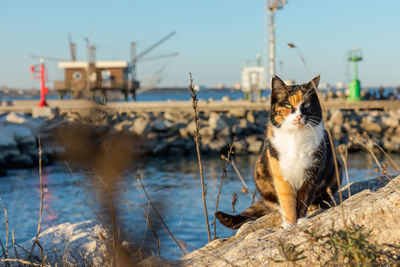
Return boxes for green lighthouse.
[348,46,363,101]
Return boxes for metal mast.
[266,0,286,86]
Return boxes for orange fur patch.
[274,106,291,123]
[288,90,303,107]
[268,151,297,224]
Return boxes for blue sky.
[1,0,399,89]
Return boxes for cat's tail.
[215,201,270,229]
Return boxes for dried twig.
[12,230,18,262]
[136,175,186,256]
[29,136,45,260]
[213,137,236,239]
[143,205,161,257]
[0,258,41,266]
[221,154,249,191]
[350,133,393,181]
[189,72,211,242]
[0,198,9,262]
[338,145,351,197]
[289,43,342,203]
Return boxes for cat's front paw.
[281,221,295,229]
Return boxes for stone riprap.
[181,176,400,266]
[1,108,400,170]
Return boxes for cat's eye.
[285,104,293,109]
[303,102,311,108]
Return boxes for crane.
[68,34,77,61]
[129,30,178,100]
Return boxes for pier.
[0,99,399,116]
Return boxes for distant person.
[364,91,371,100]
[378,86,385,100]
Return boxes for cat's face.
[269,75,322,130]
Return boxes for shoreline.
[0,101,400,171]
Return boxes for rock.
[246,136,263,154]
[216,126,230,138]
[5,112,26,124]
[232,119,251,135]
[382,116,399,128]
[209,113,227,133]
[328,109,343,127]
[331,124,343,140]
[0,127,17,147]
[228,109,246,118]
[208,138,229,152]
[182,176,400,266]
[391,135,400,145]
[361,116,383,133]
[164,111,181,122]
[255,111,268,126]
[199,126,214,138]
[110,120,133,133]
[389,110,400,120]
[152,120,174,132]
[233,139,248,154]
[32,107,57,119]
[186,120,199,136]
[130,117,151,135]
[0,126,21,162]
[246,111,256,124]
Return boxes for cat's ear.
[271,75,286,92]
[271,76,287,103]
[307,75,320,90]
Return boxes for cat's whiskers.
[306,122,318,140]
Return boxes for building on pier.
[53,61,138,102]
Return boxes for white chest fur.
[270,122,325,191]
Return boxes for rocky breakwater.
[0,112,52,171]
[107,108,400,155]
[1,107,400,171]
[327,109,400,152]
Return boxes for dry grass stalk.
[29,136,45,262]
[350,132,396,182]
[0,258,42,266]
[351,131,400,172]
[143,206,161,257]
[338,144,351,197]
[0,199,9,262]
[213,137,237,239]
[136,175,186,256]
[221,154,249,192]
[288,43,343,204]
[188,72,212,242]
[11,230,18,261]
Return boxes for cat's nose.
[296,114,302,121]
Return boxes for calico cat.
[216,75,342,229]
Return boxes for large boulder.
[152,120,174,132]
[3,124,35,145]
[9,220,176,266]
[5,112,27,124]
[10,220,109,266]
[130,117,151,135]
[182,176,400,266]
[209,113,228,133]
